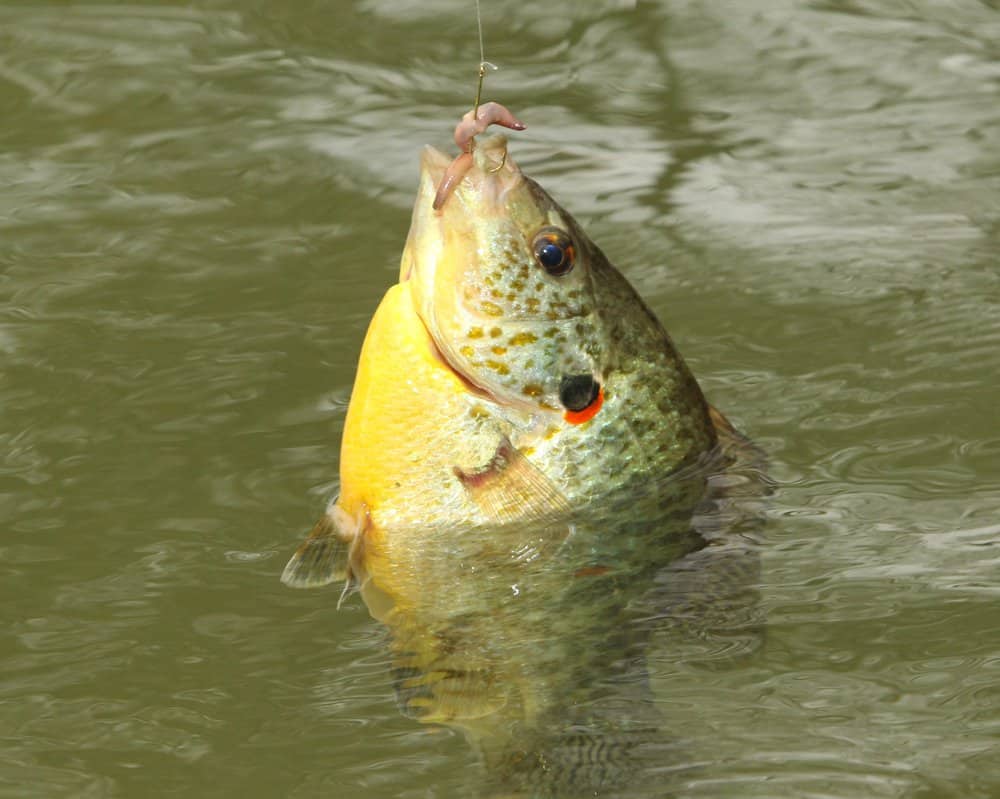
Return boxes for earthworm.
[432,102,526,211]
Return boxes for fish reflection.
[283,119,766,796]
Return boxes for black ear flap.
[559,374,600,412]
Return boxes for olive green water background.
[3,0,999,796]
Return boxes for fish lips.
[400,137,524,279]
[423,134,524,216]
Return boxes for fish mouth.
[409,136,522,237]
[399,144,533,411]
[397,146,447,284]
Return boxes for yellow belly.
[335,280,498,614]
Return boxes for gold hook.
[473,62,486,123]
[470,60,497,154]
[486,147,507,173]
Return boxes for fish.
[282,121,723,600]
[281,109,764,796]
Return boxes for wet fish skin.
[281,129,765,797]
[283,131,721,616]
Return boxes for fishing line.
[472,0,496,121]
[475,0,485,68]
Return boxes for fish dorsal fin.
[708,404,768,473]
[280,504,367,591]
[453,437,572,525]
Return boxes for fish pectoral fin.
[280,503,366,590]
[454,437,573,561]
[454,437,572,525]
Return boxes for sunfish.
[281,109,761,796]
[282,123,730,605]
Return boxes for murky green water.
[2,0,999,797]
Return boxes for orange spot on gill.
[563,386,604,425]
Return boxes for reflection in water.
[371,427,767,798]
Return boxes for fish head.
[402,134,608,420]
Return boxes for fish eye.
[532,227,575,276]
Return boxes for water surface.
[2,1,999,797]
